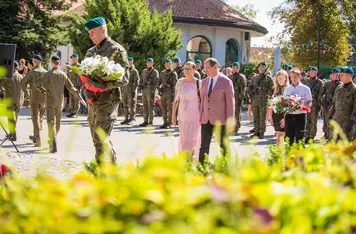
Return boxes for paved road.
[0,107,324,178]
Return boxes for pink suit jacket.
[200,73,235,125]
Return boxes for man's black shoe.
[139,122,148,127]
[66,112,75,118]
[121,119,129,125]
[249,128,255,133]
[159,123,167,129]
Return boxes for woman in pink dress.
[172,61,202,160]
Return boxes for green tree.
[233,4,258,20]
[270,0,355,68]
[0,0,70,60]
[67,0,182,71]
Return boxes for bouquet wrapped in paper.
[268,94,311,115]
[70,55,125,94]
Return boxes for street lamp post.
[311,0,322,70]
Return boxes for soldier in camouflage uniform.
[319,68,341,140]
[174,57,185,79]
[66,53,81,118]
[158,58,178,129]
[304,66,324,142]
[35,56,84,153]
[228,62,247,135]
[84,17,129,164]
[20,54,46,147]
[138,58,159,127]
[121,57,139,125]
[0,61,24,141]
[328,67,356,141]
[248,62,274,139]
[196,60,206,79]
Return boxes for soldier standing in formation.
[196,60,206,79]
[174,57,185,79]
[304,66,323,143]
[0,61,24,141]
[158,58,178,129]
[248,62,274,139]
[84,17,129,164]
[319,68,341,140]
[35,56,85,153]
[66,53,81,118]
[139,58,159,127]
[20,54,46,147]
[121,57,139,125]
[228,62,246,135]
[328,67,356,141]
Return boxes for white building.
[55,0,267,66]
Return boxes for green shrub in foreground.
[0,140,356,233]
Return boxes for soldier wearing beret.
[121,57,139,125]
[0,61,24,141]
[228,62,247,134]
[20,54,47,147]
[66,53,82,118]
[84,17,129,163]
[173,57,184,79]
[138,58,159,127]
[248,61,274,139]
[35,56,85,153]
[328,67,356,141]
[319,68,341,140]
[195,60,206,79]
[158,58,178,129]
[304,66,324,143]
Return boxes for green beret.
[331,68,340,73]
[173,57,181,63]
[282,64,288,70]
[232,62,240,67]
[310,66,318,71]
[84,17,106,31]
[258,61,267,67]
[195,60,202,64]
[187,58,194,63]
[70,53,79,58]
[33,54,43,62]
[147,58,153,62]
[128,57,134,61]
[340,66,354,75]
[51,55,60,61]
[287,65,293,70]
[164,58,171,63]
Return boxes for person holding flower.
[268,70,289,146]
[281,68,312,145]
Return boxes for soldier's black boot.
[249,128,255,133]
[29,135,36,143]
[50,140,57,153]
[9,133,16,141]
[66,112,75,118]
[34,136,41,147]
[159,123,167,129]
[121,119,129,125]
[166,123,171,129]
[139,121,148,127]
[126,119,133,125]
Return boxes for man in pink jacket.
[199,58,235,164]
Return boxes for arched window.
[186,36,212,63]
[225,39,239,66]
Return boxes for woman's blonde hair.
[274,70,289,94]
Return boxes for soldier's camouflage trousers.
[161,90,174,124]
[121,90,136,120]
[142,87,155,123]
[69,93,80,114]
[30,102,45,139]
[322,106,332,139]
[252,98,268,134]
[7,103,21,135]
[235,97,243,132]
[88,100,119,164]
[46,104,62,146]
[306,103,321,139]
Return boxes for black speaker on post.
[245,32,251,41]
[0,43,17,79]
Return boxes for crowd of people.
[2,16,356,164]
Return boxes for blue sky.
[227,0,285,47]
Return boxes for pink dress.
[176,80,201,157]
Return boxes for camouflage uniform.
[66,63,81,115]
[194,71,201,80]
[35,67,81,152]
[229,72,247,133]
[328,82,356,141]
[158,68,178,126]
[197,69,206,79]
[0,70,24,137]
[304,77,324,140]
[248,73,273,136]
[20,66,46,144]
[139,67,159,124]
[319,80,341,139]
[174,66,185,79]
[121,64,139,122]
[85,37,129,163]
